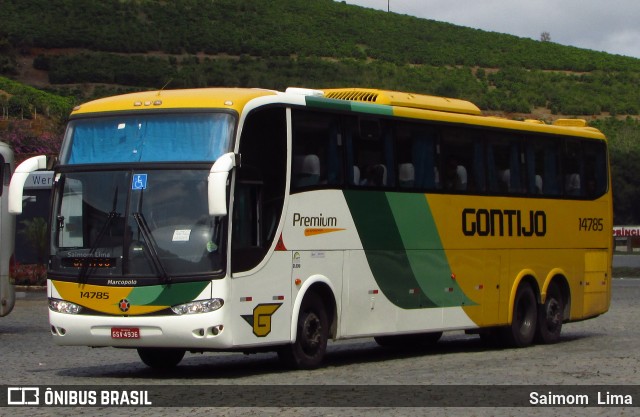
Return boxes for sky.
[338,0,640,59]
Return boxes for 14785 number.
[79,291,110,299]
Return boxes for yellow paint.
[251,303,282,337]
[51,281,168,315]
[426,193,611,326]
[71,88,276,116]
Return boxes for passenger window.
[441,129,474,192]
[396,123,438,190]
[291,110,344,190]
[487,136,524,194]
[562,140,583,197]
[583,140,607,198]
[349,118,394,188]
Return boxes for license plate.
[111,327,140,339]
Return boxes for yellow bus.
[9,87,612,369]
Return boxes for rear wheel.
[501,282,537,347]
[535,282,564,344]
[137,348,185,369]
[278,293,328,369]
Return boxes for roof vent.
[321,88,481,115]
[324,90,379,102]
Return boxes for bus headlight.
[49,298,83,314]
[171,298,224,315]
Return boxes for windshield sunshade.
[63,113,235,164]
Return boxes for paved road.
[2,280,639,416]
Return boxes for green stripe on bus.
[351,102,394,116]
[305,96,352,111]
[344,190,436,309]
[344,190,475,308]
[386,193,475,307]
[128,281,209,306]
[305,96,393,116]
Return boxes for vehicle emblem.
[118,299,131,312]
[241,303,282,337]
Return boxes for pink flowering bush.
[10,260,47,286]
[0,119,63,157]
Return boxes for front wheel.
[535,282,564,344]
[278,293,328,369]
[137,348,185,369]
[501,282,537,348]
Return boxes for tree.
[540,32,551,42]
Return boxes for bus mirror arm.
[8,155,47,215]
[208,152,236,216]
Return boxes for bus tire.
[137,348,185,369]
[535,282,564,344]
[501,282,537,348]
[278,293,328,369]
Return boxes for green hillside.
[1,0,640,222]
[2,0,640,116]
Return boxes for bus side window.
[510,142,524,193]
[291,110,344,191]
[583,140,607,198]
[444,156,467,191]
[472,141,486,192]
[441,128,472,192]
[350,118,393,188]
[396,123,438,190]
[538,140,561,196]
[525,142,543,194]
[487,136,523,194]
[562,140,583,197]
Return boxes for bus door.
[228,107,291,347]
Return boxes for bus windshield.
[50,169,225,281]
[61,113,235,164]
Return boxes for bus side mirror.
[8,155,47,215]
[208,152,236,216]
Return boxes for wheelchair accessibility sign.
[132,174,147,190]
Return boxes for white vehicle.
[0,141,14,316]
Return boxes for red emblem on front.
[118,299,131,312]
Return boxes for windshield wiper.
[132,212,172,283]
[79,187,121,282]
[78,210,120,283]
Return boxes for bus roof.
[70,88,278,116]
[70,87,605,140]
